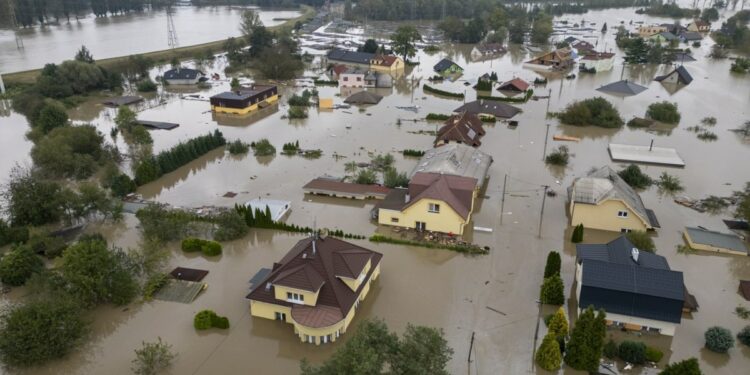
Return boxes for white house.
[338,68,366,88]
[579,52,615,72]
[163,68,205,85]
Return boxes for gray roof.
[410,143,492,187]
[577,235,669,269]
[656,31,678,41]
[679,31,703,41]
[685,227,749,254]
[569,166,656,228]
[671,52,696,62]
[454,100,522,119]
[164,68,203,80]
[596,79,648,96]
[343,91,383,105]
[327,49,375,64]
[581,259,684,300]
[655,65,693,85]
[434,58,461,72]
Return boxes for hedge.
[423,84,464,99]
[194,310,230,330]
[181,237,222,257]
[402,149,425,157]
[368,234,488,255]
[314,79,338,86]
[477,89,534,103]
[426,113,450,121]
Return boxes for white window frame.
[287,292,304,304]
[428,203,440,213]
[617,210,629,218]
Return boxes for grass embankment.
[3,5,315,85]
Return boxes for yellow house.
[376,172,477,235]
[569,166,659,233]
[369,55,405,73]
[246,236,382,345]
[638,25,668,38]
[209,85,279,115]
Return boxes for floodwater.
[2,4,750,375]
[0,5,301,73]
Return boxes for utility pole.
[499,174,507,224]
[0,74,5,95]
[538,185,549,238]
[167,5,179,48]
[541,124,551,161]
[8,0,23,49]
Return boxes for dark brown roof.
[247,237,383,326]
[497,78,530,92]
[741,280,750,301]
[406,172,476,219]
[454,99,521,119]
[376,188,409,211]
[273,264,326,292]
[303,178,391,197]
[436,112,485,147]
[170,267,209,282]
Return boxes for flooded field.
[0,5,301,73]
[1,4,750,375]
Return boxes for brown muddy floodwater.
[1,5,750,375]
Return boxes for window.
[287,292,304,303]
[274,312,286,321]
[356,77,362,81]
[620,228,632,233]
[428,203,440,213]
[617,211,628,218]
[390,217,399,223]
[343,77,348,81]
[308,335,315,344]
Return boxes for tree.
[543,251,561,278]
[135,204,196,243]
[558,97,624,128]
[239,9,263,43]
[565,306,606,372]
[31,125,106,179]
[131,338,176,375]
[360,39,379,53]
[659,358,702,375]
[383,168,409,188]
[74,45,95,63]
[602,22,607,33]
[356,169,378,185]
[704,326,734,353]
[2,166,66,227]
[535,332,562,371]
[248,25,274,57]
[508,16,528,44]
[0,245,44,286]
[618,164,653,189]
[61,237,138,307]
[531,13,553,44]
[0,298,86,367]
[646,101,681,124]
[390,325,453,375]
[391,26,422,62]
[618,340,647,364]
[540,274,564,305]
[571,223,584,243]
[213,211,249,242]
[34,101,69,134]
[737,325,750,346]
[230,77,240,90]
[255,48,304,79]
[547,307,569,339]
[701,8,719,22]
[625,231,656,252]
[624,38,651,64]
[736,183,750,224]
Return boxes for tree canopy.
[391,26,422,62]
[565,306,606,372]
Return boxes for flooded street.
[0,5,301,73]
[1,3,750,375]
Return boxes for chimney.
[405,193,410,203]
[303,253,307,259]
[265,282,272,291]
[631,248,640,263]
[312,239,317,256]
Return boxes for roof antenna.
[312,217,317,256]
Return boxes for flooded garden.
[1,1,750,374]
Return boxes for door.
[415,221,426,231]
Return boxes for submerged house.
[648,32,678,45]
[470,43,507,60]
[497,78,530,92]
[523,47,575,71]
[163,68,205,85]
[435,112,485,147]
[326,49,404,73]
[638,25,668,38]
[210,85,278,115]
[687,19,711,32]
[679,31,703,42]
[410,143,492,191]
[454,99,522,119]
[564,36,596,55]
[246,236,382,345]
[568,166,660,233]
[376,172,477,235]
[339,68,366,88]
[579,52,616,73]
[683,227,749,256]
[576,236,686,336]
[655,66,693,85]
[434,58,464,75]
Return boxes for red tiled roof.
[372,55,400,67]
[331,64,348,75]
[291,304,344,328]
[406,173,476,219]
[498,78,530,92]
[436,112,485,147]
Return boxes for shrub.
[571,223,584,243]
[540,274,564,305]
[626,231,656,252]
[627,117,653,128]
[402,149,425,157]
[288,107,308,119]
[645,346,664,362]
[251,138,276,156]
[423,84,465,98]
[194,310,229,330]
[201,241,222,256]
[737,325,750,346]
[603,339,618,359]
[227,140,250,154]
[535,333,562,371]
[558,97,624,128]
[0,245,44,286]
[656,172,683,194]
[212,211,248,242]
[545,145,570,166]
[475,79,493,91]
[618,340,646,364]
[143,273,169,301]
[543,251,561,278]
[697,131,718,141]
[134,130,226,185]
[704,326,734,353]
[383,168,409,188]
[659,358,701,375]
[136,79,158,92]
[547,307,568,339]
[355,169,378,185]
[618,164,653,189]
[26,232,67,259]
[108,173,137,197]
[131,337,176,375]
[425,113,450,121]
[181,237,203,252]
[646,101,681,124]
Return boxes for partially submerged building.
[245,199,291,222]
[434,58,464,75]
[343,91,383,105]
[339,67,366,88]
[638,25,668,38]
[246,236,382,345]
[210,85,279,115]
[435,112,485,147]
[303,177,391,200]
[523,47,575,71]
[163,68,205,85]
[655,66,693,85]
[454,99,521,119]
[470,43,507,60]
[568,166,660,233]
[326,49,404,74]
[687,19,711,32]
[497,78,530,92]
[575,236,685,336]
[683,227,749,256]
[410,143,492,190]
[579,52,616,73]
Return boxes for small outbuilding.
[596,79,648,96]
[655,66,693,86]
[683,227,749,256]
[245,198,291,222]
[454,99,521,119]
[434,58,463,75]
[497,78,530,92]
[163,68,205,85]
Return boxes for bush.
[136,79,158,92]
[288,107,308,119]
[603,339,618,359]
[355,169,378,185]
[383,168,409,188]
[626,231,656,252]
[618,164,653,189]
[618,340,646,364]
[194,310,229,330]
[131,337,175,375]
[547,307,568,339]
[737,325,750,346]
[423,84,465,98]
[108,173,137,197]
[645,346,664,362]
[0,245,44,286]
[571,223,584,243]
[705,326,734,353]
[659,358,701,375]
[646,101,681,124]
[627,117,653,128]
[368,234,488,254]
[227,140,250,155]
[535,333,562,371]
[135,130,226,185]
[425,113,450,121]
[540,274,564,305]
[181,237,204,252]
[558,97,624,128]
[475,80,493,91]
[201,241,222,256]
[251,138,276,156]
[402,149,425,157]
[143,273,169,301]
[545,145,570,166]
[656,172,683,194]
[543,251,561,278]
[213,211,249,241]
[26,232,67,258]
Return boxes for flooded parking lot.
[1,3,750,375]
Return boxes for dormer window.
[287,292,304,303]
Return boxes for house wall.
[370,57,404,73]
[639,26,667,37]
[683,232,747,256]
[339,259,372,291]
[570,199,649,232]
[211,94,279,115]
[378,198,469,235]
[273,285,321,306]
[166,77,201,85]
[250,300,292,322]
[340,73,365,88]
[581,57,614,72]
